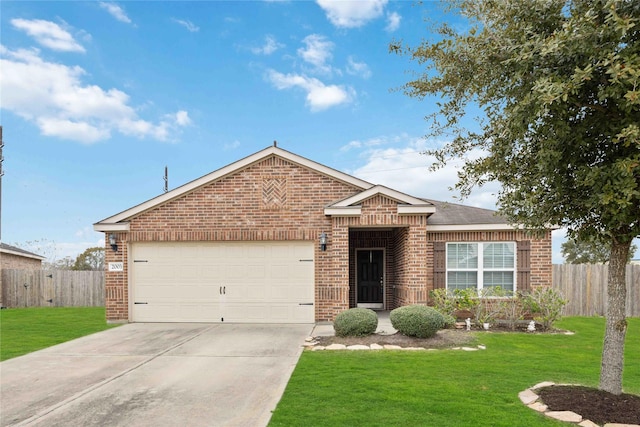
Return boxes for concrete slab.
[0,323,311,427]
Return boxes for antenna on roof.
[164,166,168,193]
[273,140,277,147]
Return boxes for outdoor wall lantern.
[109,234,118,252]
[319,232,327,252]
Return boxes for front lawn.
[269,317,640,427]
[0,307,119,361]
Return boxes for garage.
[130,241,315,323]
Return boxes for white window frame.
[445,242,517,292]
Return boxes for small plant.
[333,308,378,337]
[430,288,457,317]
[453,288,481,318]
[473,287,505,328]
[390,305,447,338]
[522,287,568,331]
[497,291,526,331]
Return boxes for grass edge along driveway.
[0,307,119,361]
[269,317,640,427]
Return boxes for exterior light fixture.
[319,232,327,252]
[109,233,118,252]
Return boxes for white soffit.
[93,222,131,232]
[94,146,374,227]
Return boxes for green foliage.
[561,236,638,264]
[522,288,568,331]
[73,246,105,271]
[0,307,119,361]
[390,305,447,338]
[393,0,639,393]
[333,308,378,337]
[271,318,640,426]
[392,0,640,249]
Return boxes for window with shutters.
[446,242,516,292]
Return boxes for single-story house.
[94,145,552,324]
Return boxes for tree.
[562,236,638,264]
[73,247,105,271]
[392,0,639,394]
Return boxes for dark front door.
[357,250,384,307]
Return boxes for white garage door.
[130,241,315,323]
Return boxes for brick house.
[94,145,552,323]
[0,243,44,307]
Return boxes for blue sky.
[1,1,637,263]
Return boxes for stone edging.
[302,337,486,352]
[519,382,640,427]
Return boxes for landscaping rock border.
[519,382,640,427]
[303,336,486,352]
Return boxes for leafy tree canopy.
[73,247,105,271]
[562,236,638,263]
[392,0,639,245]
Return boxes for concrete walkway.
[312,310,397,337]
[0,323,312,427]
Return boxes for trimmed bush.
[333,308,378,337]
[390,305,447,338]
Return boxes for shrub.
[430,289,457,317]
[390,305,447,338]
[333,308,378,337]
[522,287,568,331]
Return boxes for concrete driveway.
[0,323,312,427]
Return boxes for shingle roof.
[421,199,509,225]
[0,243,45,260]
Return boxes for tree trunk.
[599,239,630,395]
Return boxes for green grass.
[269,317,640,427]
[0,307,120,361]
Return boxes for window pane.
[447,271,478,290]
[483,271,514,291]
[483,243,514,269]
[447,243,478,269]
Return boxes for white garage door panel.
[131,242,314,323]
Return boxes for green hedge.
[390,305,447,338]
[333,308,378,337]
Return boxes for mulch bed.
[537,385,640,425]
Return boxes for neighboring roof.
[0,243,45,260]
[94,145,375,231]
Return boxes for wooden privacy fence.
[553,264,640,317]
[1,269,105,308]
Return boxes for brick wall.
[105,155,361,322]
[0,252,42,270]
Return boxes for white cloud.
[266,69,354,111]
[346,56,371,79]
[224,140,241,150]
[385,11,401,32]
[99,2,132,24]
[251,35,283,55]
[316,0,387,28]
[297,34,334,74]
[173,18,199,32]
[0,46,190,143]
[346,135,500,209]
[11,19,85,53]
